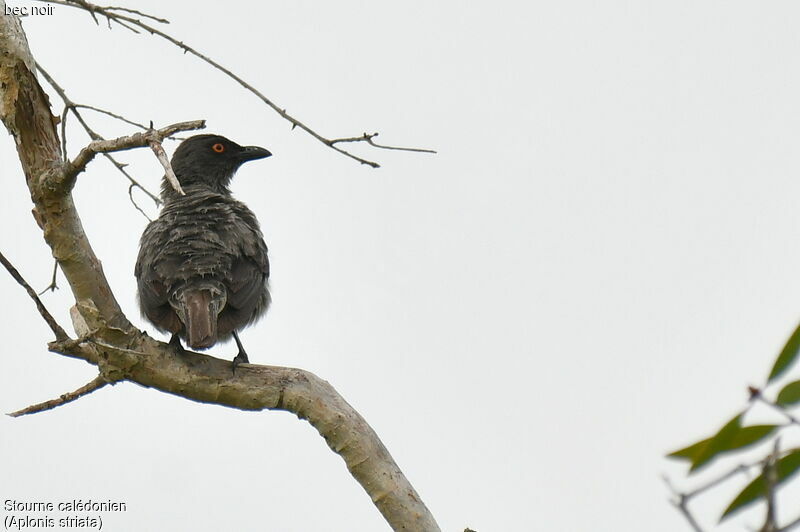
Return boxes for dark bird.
[135,134,272,370]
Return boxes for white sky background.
[3,1,800,530]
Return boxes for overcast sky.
[3,1,800,531]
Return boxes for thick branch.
[48,334,440,531]
[1,13,130,331]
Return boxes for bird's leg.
[168,332,186,355]
[231,330,250,374]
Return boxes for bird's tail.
[170,282,227,349]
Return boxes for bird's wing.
[135,221,177,328]
[222,204,269,314]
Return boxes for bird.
[135,134,272,371]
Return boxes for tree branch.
[43,334,440,530]
[7,375,112,418]
[761,439,780,532]
[663,475,706,532]
[756,394,800,427]
[663,458,768,532]
[38,0,437,168]
[331,132,438,154]
[65,120,205,189]
[36,62,162,208]
[780,514,800,532]
[146,133,185,195]
[38,259,60,295]
[0,251,69,341]
[74,103,149,130]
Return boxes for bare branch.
[663,458,767,532]
[684,462,756,500]
[780,515,800,532]
[0,251,69,341]
[762,439,780,532]
[331,132,438,154]
[74,104,149,130]
[147,135,184,195]
[38,0,436,168]
[128,183,153,222]
[38,259,60,295]
[102,5,169,24]
[42,335,441,531]
[106,15,140,34]
[756,394,800,427]
[2,28,132,332]
[36,62,162,206]
[7,375,111,417]
[663,475,705,532]
[103,151,160,205]
[66,120,205,187]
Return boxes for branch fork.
[65,120,205,191]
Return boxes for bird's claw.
[231,351,249,375]
[169,333,187,355]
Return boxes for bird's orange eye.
[212,143,225,153]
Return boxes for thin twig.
[685,463,756,500]
[74,104,149,130]
[106,15,139,34]
[756,395,800,427]
[662,459,766,532]
[331,132,437,154]
[663,475,705,532]
[37,259,59,295]
[762,439,780,532]
[103,5,169,24]
[780,515,800,532]
[38,0,437,168]
[59,105,68,162]
[7,375,110,417]
[0,251,69,341]
[128,183,152,221]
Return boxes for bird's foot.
[232,351,249,374]
[231,330,249,375]
[169,333,186,355]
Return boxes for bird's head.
[165,134,271,197]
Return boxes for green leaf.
[668,439,708,462]
[689,414,742,472]
[776,380,800,406]
[720,449,800,520]
[768,321,800,382]
[668,425,777,463]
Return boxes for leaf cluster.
[667,322,800,525]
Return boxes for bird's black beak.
[237,145,272,162]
